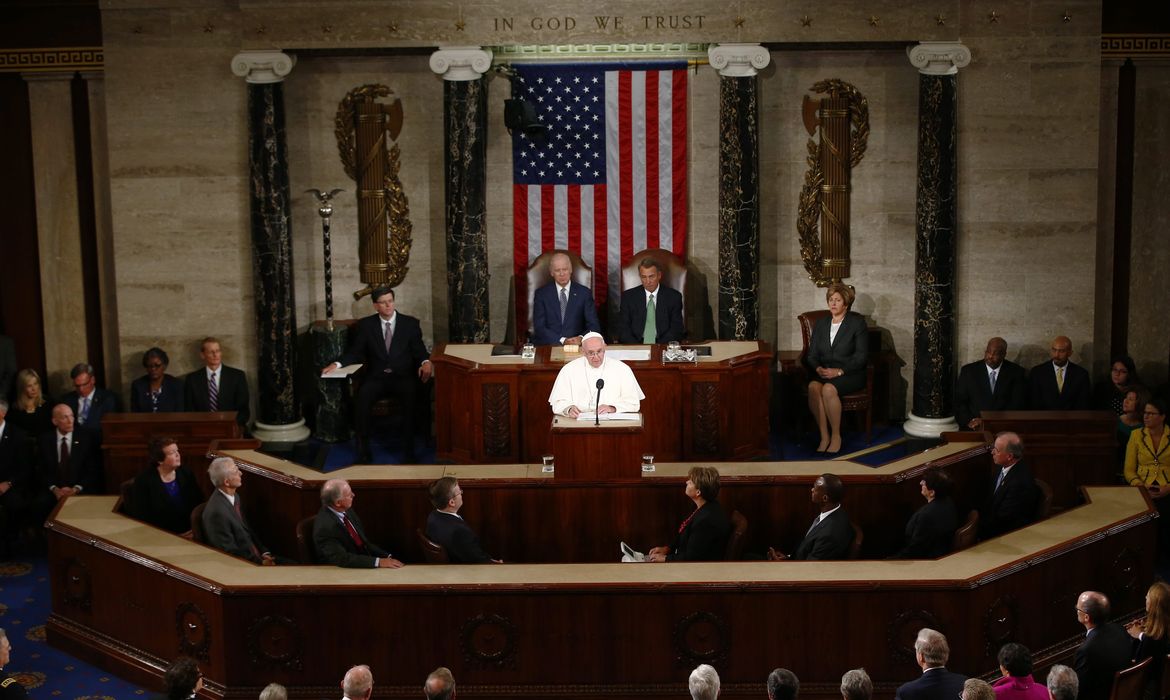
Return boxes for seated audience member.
[805,282,869,454]
[769,473,853,561]
[61,362,120,432]
[1046,665,1078,700]
[689,664,720,700]
[423,667,456,700]
[313,479,403,569]
[894,467,958,559]
[341,665,375,700]
[955,337,1027,431]
[1074,590,1132,700]
[1117,388,1148,465]
[202,457,278,565]
[0,400,31,548]
[0,627,28,699]
[185,337,250,428]
[617,256,684,344]
[993,643,1048,700]
[7,369,51,440]
[548,332,644,418]
[840,669,872,700]
[980,432,1038,539]
[426,476,499,564]
[767,668,800,700]
[1124,397,1169,494]
[130,347,184,413]
[1127,581,1170,700]
[35,404,102,521]
[1094,354,1142,415]
[894,628,967,700]
[1028,336,1091,410]
[964,679,996,700]
[129,437,203,534]
[160,656,202,700]
[321,286,432,464]
[259,684,287,700]
[647,466,731,562]
[531,251,601,346]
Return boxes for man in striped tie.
[617,257,684,345]
[183,337,250,429]
[531,252,600,346]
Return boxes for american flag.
[511,61,688,333]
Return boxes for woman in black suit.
[1128,581,1170,700]
[893,467,959,558]
[130,347,184,413]
[129,436,204,534]
[647,466,731,562]
[806,282,869,454]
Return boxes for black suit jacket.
[894,667,968,700]
[981,460,1038,538]
[426,509,493,563]
[338,312,429,375]
[954,360,1027,428]
[793,507,854,560]
[1029,361,1092,410]
[202,489,268,563]
[617,285,684,344]
[129,374,185,413]
[313,506,389,568]
[0,422,30,491]
[184,365,250,427]
[805,312,869,395]
[667,500,731,562]
[128,465,204,534]
[895,496,958,559]
[36,428,102,494]
[61,387,121,431]
[531,281,601,345]
[1075,623,1133,700]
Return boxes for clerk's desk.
[47,486,1154,700]
[431,341,772,463]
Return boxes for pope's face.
[583,338,606,368]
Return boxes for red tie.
[342,514,365,551]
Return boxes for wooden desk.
[100,412,242,492]
[46,487,1155,700]
[431,342,772,465]
[548,414,644,480]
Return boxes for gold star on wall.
[455,18,466,31]
[868,15,879,27]
[988,10,1000,23]
[935,14,946,26]
[203,23,214,33]
[800,15,812,27]
[1062,10,1072,22]
[387,22,399,33]
[322,24,333,33]
[734,16,745,28]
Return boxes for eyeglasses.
[584,350,605,358]
[1145,412,1164,417]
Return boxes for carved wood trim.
[482,383,511,458]
[691,382,719,454]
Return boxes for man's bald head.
[342,665,373,699]
[424,667,456,700]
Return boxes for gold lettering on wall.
[488,15,705,32]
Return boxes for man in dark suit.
[980,431,1039,539]
[34,403,102,522]
[184,337,250,428]
[60,362,120,434]
[531,252,601,346]
[312,479,403,569]
[1028,335,1091,410]
[322,286,433,463]
[617,257,684,344]
[954,337,1027,430]
[1074,591,1132,700]
[894,628,967,700]
[768,473,854,561]
[0,400,31,548]
[426,476,499,563]
[202,456,277,565]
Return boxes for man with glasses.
[61,362,120,434]
[979,431,1038,539]
[425,476,500,564]
[1073,591,1131,700]
[548,332,644,418]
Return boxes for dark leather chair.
[189,502,207,544]
[848,521,864,560]
[619,248,688,326]
[1108,656,1152,700]
[118,478,134,515]
[520,249,593,343]
[951,510,979,552]
[1158,651,1170,700]
[417,528,449,564]
[1035,478,1054,520]
[797,309,875,443]
[724,510,749,561]
[296,516,316,564]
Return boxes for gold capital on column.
[907,42,971,76]
[429,47,492,81]
[707,43,770,78]
[230,51,296,84]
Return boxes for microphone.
[595,378,605,426]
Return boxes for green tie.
[643,294,657,344]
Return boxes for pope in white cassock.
[549,332,645,418]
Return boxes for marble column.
[231,51,310,443]
[430,47,493,343]
[903,43,970,439]
[708,44,769,340]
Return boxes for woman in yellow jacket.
[1126,397,1170,489]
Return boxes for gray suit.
[202,490,268,563]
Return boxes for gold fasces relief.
[334,84,413,299]
[796,79,869,287]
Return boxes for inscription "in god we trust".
[493,15,706,32]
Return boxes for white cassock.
[548,356,645,416]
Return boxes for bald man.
[341,665,374,700]
[954,337,1027,430]
[1028,336,1091,410]
[1073,591,1131,700]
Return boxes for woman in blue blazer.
[806,282,869,454]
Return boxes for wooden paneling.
[99,412,242,493]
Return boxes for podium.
[548,414,644,480]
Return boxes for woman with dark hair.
[646,466,731,562]
[1125,398,1170,494]
[1117,388,1149,466]
[129,436,204,534]
[893,468,959,558]
[992,643,1048,700]
[1128,581,1170,699]
[158,656,202,700]
[1094,355,1142,415]
[805,282,869,454]
[130,347,184,413]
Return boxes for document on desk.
[605,349,651,361]
[576,412,640,421]
[620,541,646,562]
[321,364,363,379]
